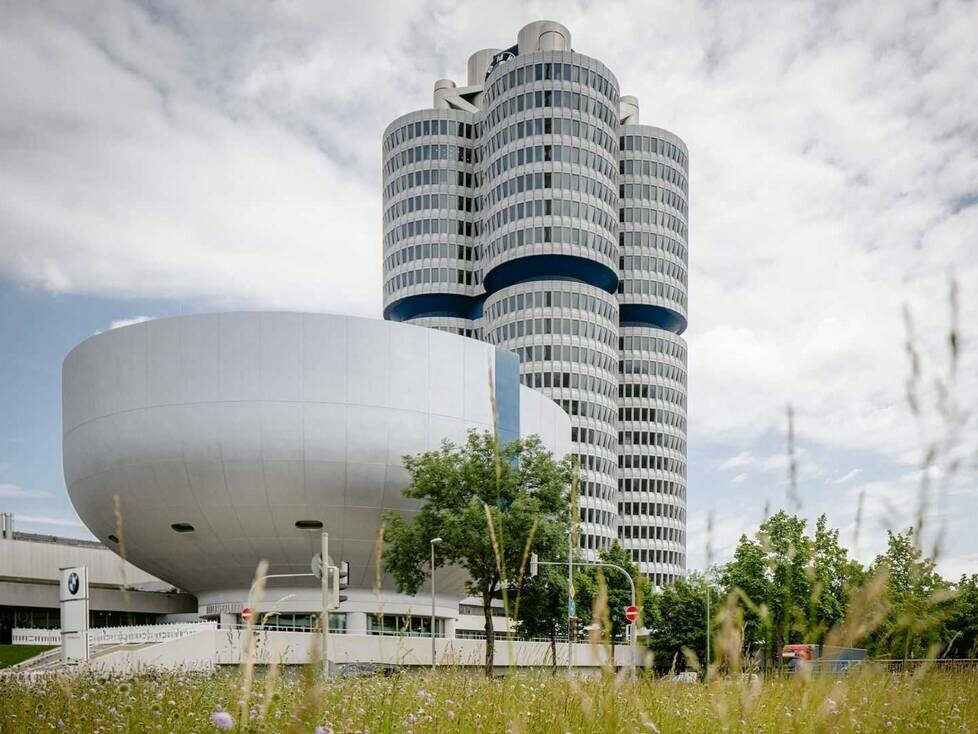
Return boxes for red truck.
[781,644,867,672]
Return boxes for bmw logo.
[67,572,80,595]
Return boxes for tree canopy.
[383,430,574,675]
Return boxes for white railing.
[12,622,217,646]
[11,628,62,645]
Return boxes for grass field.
[1,667,976,733]
[0,645,54,670]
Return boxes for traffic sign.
[241,608,253,623]
[624,604,639,622]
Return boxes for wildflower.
[447,710,456,720]
[211,709,234,730]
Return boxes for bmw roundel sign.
[67,572,80,595]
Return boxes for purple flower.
[211,710,234,730]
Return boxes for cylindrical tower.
[480,45,622,558]
[617,116,689,584]
[381,21,691,580]
[381,108,482,337]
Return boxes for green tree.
[868,528,949,658]
[759,511,812,654]
[573,542,648,642]
[718,533,771,665]
[513,560,568,668]
[944,575,978,658]
[809,515,858,643]
[645,573,719,673]
[383,430,573,675]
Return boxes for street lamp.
[430,537,443,669]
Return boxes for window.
[170,523,195,533]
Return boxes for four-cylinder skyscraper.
[382,21,687,585]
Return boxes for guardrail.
[12,622,217,646]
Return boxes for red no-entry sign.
[241,608,253,623]
[624,604,639,622]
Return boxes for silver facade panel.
[63,313,571,600]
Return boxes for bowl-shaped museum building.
[63,313,570,634]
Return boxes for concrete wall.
[0,536,196,615]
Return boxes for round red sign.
[624,604,639,622]
[241,607,253,623]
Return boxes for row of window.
[485,115,618,160]
[619,406,686,432]
[628,548,684,566]
[425,324,481,339]
[570,426,618,455]
[620,335,687,362]
[486,89,619,144]
[620,134,688,170]
[384,118,475,154]
[520,369,617,400]
[486,288,616,322]
[487,142,617,185]
[383,266,478,295]
[579,478,618,505]
[383,194,476,225]
[619,183,688,217]
[576,451,617,477]
[618,277,689,309]
[484,225,617,265]
[556,397,617,426]
[621,502,684,525]
[490,317,617,349]
[620,431,687,453]
[620,476,687,497]
[620,358,687,384]
[383,143,475,177]
[511,343,617,376]
[486,170,615,212]
[486,61,618,108]
[620,452,687,477]
[618,382,687,411]
[580,533,616,551]
[383,242,475,273]
[488,196,618,239]
[619,206,688,239]
[579,507,615,527]
[621,524,686,544]
[619,255,687,286]
[620,158,688,194]
[383,216,478,248]
[384,168,477,200]
[621,230,688,264]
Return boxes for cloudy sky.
[1,0,976,576]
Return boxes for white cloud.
[12,514,85,529]
[719,452,754,471]
[731,473,748,485]
[0,483,48,498]
[0,1,976,570]
[831,469,862,485]
[108,316,154,330]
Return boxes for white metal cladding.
[617,326,688,583]
[62,313,570,599]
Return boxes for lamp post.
[704,577,711,682]
[430,537,443,669]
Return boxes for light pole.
[704,577,710,682]
[430,537,443,669]
[321,531,330,680]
